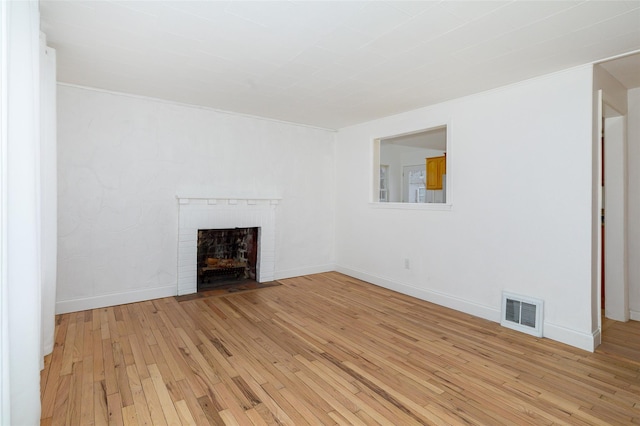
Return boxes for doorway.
[602,104,628,322]
[402,164,426,203]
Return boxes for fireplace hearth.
[197,227,258,290]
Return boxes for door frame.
[595,89,630,346]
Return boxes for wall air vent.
[501,292,543,337]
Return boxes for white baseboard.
[274,263,335,281]
[544,322,599,352]
[54,266,603,352]
[55,285,177,314]
[630,310,640,321]
[336,265,598,352]
[592,328,602,350]
[56,263,336,314]
[335,266,500,323]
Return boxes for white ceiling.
[40,1,640,129]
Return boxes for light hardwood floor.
[41,272,640,425]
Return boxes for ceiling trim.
[593,48,640,65]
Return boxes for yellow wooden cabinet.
[426,155,446,190]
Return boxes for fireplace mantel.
[176,196,278,295]
[176,194,280,205]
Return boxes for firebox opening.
[197,227,259,291]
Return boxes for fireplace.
[197,227,258,290]
[177,196,278,296]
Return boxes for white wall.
[628,87,640,320]
[56,85,336,313]
[335,66,596,351]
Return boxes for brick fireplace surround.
[177,197,278,295]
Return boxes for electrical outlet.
[404,258,410,269]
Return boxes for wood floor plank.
[175,399,197,426]
[354,407,385,426]
[128,334,150,382]
[234,362,305,424]
[217,409,241,426]
[113,341,134,408]
[148,363,181,425]
[126,304,157,365]
[140,376,167,426]
[258,382,309,426]
[102,337,118,397]
[72,312,85,367]
[106,306,120,344]
[93,326,105,384]
[176,380,212,425]
[127,364,153,426]
[278,386,327,425]
[294,370,368,426]
[80,356,95,425]
[106,392,124,426]
[175,327,221,390]
[41,314,70,418]
[40,348,53,400]
[244,406,270,426]
[65,360,84,425]
[93,381,109,426]
[211,380,254,425]
[51,374,71,426]
[340,360,452,425]
[41,272,640,425]
[196,395,225,425]
[151,327,188,383]
[59,313,77,376]
[195,329,235,380]
[147,344,182,403]
[122,404,139,426]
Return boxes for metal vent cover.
[501,292,543,337]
